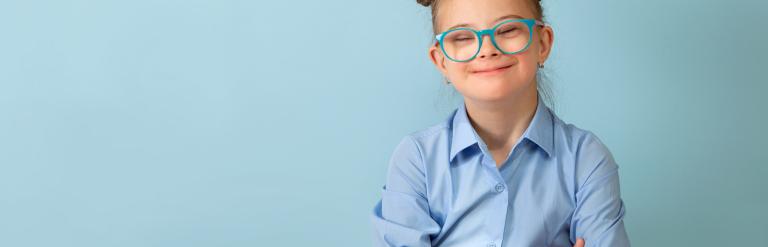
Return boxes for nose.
[477,34,500,59]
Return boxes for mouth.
[472,64,513,76]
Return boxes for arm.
[570,132,631,247]
[370,136,440,247]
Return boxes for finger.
[573,238,585,247]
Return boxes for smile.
[472,64,513,76]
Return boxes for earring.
[538,62,545,68]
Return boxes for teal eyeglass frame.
[434,18,547,62]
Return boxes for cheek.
[517,47,541,65]
[443,62,470,82]
[514,54,540,74]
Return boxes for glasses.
[434,18,546,62]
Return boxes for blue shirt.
[370,95,630,247]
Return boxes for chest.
[427,155,575,246]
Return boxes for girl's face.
[429,0,554,104]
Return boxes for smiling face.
[428,0,553,104]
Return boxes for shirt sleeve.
[570,132,631,247]
[370,135,441,247]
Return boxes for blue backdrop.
[1,0,766,246]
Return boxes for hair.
[418,0,544,34]
[417,0,557,111]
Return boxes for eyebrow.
[445,14,526,31]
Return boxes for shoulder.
[392,119,450,163]
[394,107,455,156]
[551,113,614,160]
[388,113,453,172]
[551,115,619,188]
[384,119,451,196]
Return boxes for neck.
[464,87,539,151]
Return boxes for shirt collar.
[449,95,555,163]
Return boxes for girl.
[371,0,630,246]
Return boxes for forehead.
[436,0,535,32]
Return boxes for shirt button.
[487,242,496,247]
[494,183,505,193]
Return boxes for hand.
[573,238,585,247]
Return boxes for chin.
[465,77,521,101]
[465,85,516,103]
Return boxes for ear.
[537,26,554,65]
[429,43,449,76]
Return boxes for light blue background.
[1,0,766,246]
